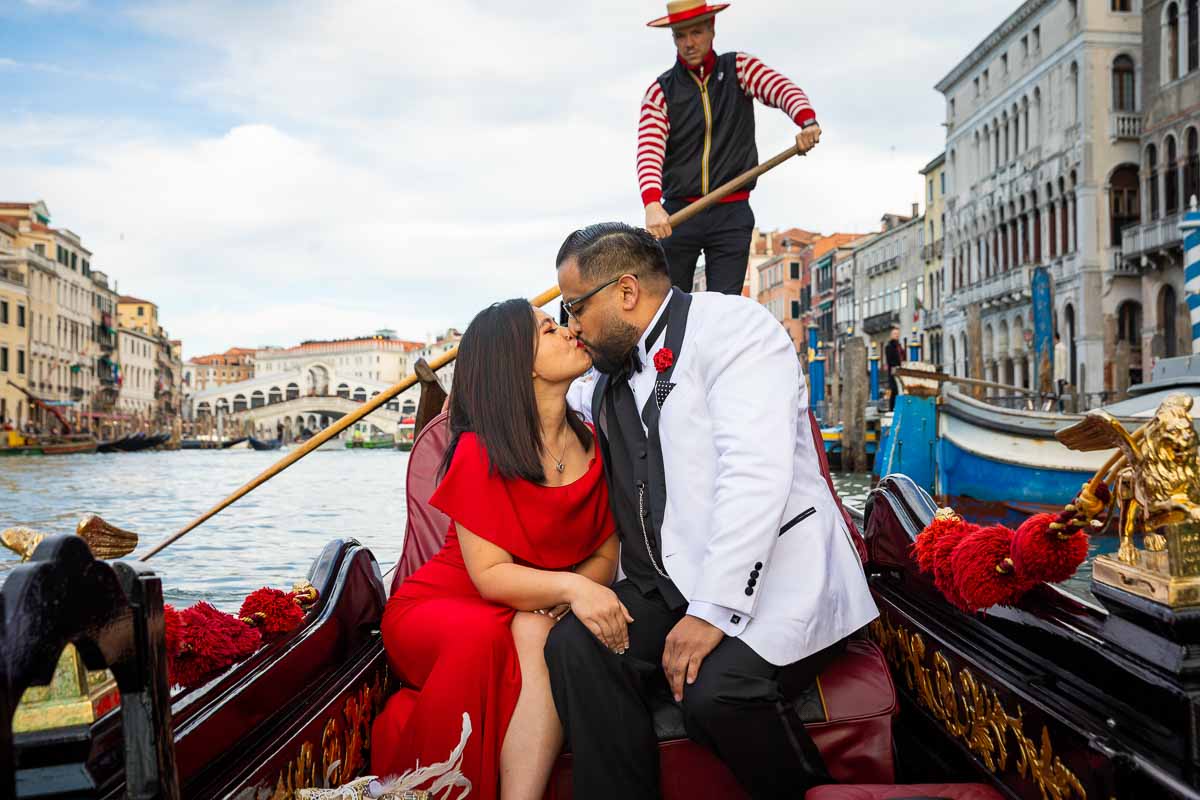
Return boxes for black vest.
[657,51,758,201]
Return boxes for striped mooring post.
[1183,197,1200,354]
[869,343,881,402]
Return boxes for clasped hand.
[569,577,633,654]
[662,615,723,702]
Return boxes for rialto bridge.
[185,361,429,438]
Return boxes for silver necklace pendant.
[555,461,565,473]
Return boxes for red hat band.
[646,0,730,29]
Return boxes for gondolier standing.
[639,0,823,294]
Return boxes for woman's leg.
[499,611,563,800]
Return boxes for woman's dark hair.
[441,299,590,483]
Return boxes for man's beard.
[583,316,642,375]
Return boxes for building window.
[973,76,980,97]
[949,98,956,120]
[1113,55,1136,111]
[1187,128,1200,205]
[17,350,24,375]
[1110,164,1140,246]
[137,306,144,316]
[982,69,989,92]
[1021,35,1029,59]
[0,347,6,372]
[16,305,24,327]
[790,261,800,280]
[1167,135,1181,214]
[1002,53,1009,74]
[1033,26,1041,50]
[1148,144,1161,220]
[0,301,6,325]
[941,172,946,194]
[928,179,934,202]
[1191,0,1200,72]
[790,301,800,319]
[1168,3,1181,83]
[1111,0,1131,9]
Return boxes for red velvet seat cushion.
[806,785,1006,800]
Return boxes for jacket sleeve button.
[750,570,760,579]
[744,587,754,596]
[754,562,763,570]
[747,577,757,587]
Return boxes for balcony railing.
[1121,213,1182,260]
[863,310,900,335]
[1110,111,1143,142]
[952,264,1033,311]
[1111,249,1139,276]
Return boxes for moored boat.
[248,436,283,451]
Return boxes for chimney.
[912,202,920,219]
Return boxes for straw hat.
[646,0,730,29]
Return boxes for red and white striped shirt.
[637,52,816,207]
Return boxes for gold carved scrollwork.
[268,665,392,799]
[870,617,1086,800]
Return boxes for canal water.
[2,452,1106,608]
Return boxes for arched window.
[1113,55,1136,111]
[1167,135,1181,214]
[1110,164,1140,246]
[286,382,300,401]
[250,390,265,409]
[352,388,367,403]
[1148,143,1161,220]
[1187,128,1200,206]
[402,400,417,415]
[1162,285,1180,357]
[1069,63,1080,124]
[233,394,247,413]
[336,383,350,399]
[268,387,283,405]
[1118,301,1143,344]
[196,401,211,418]
[1190,0,1199,72]
[1168,3,1182,83]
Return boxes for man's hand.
[662,615,724,702]
[796,124,822,156]
[645,201,673,240]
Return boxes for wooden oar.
[137,142,805,561]
[892,367,1039,398]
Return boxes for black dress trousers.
[661,198,755,295]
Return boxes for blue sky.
[0,0,1017,357]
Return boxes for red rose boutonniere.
[653,347,674,373]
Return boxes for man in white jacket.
[546,223,877,799]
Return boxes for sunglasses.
[561,275,623,323]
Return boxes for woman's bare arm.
[573,533,619,587]
[458,523,582,611]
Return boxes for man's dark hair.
[555,222,670,285]
[441,298,590,483]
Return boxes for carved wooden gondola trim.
[267,664,392,799]
[870,614,1087,800]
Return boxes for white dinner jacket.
[576,290,878,666]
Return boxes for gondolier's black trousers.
[662,198,755,295]
[545,579,843,800]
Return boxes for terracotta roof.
[0,203,36,209]
[118,295,156,306]
[811,233,868,260]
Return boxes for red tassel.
[930,523,977,610]
[1011,512,1090,584]
[951,526,1033,611]
[170,602,262,689]
[913,510,970,573]
[239,587,305,635]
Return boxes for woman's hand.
[567,575,633,653]
[533,604,570,622]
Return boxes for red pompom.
[163,604,182,659]
[913,512,971,573]
[950,526,1033,611]
[1011,512,1090,584]
[930,523,977,610]
[170,602,262,689]
[239,587,305,635]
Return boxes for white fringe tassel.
[369,712,474,800]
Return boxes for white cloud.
[0,0,1019,355]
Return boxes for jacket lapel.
[641,288,693,536]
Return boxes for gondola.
[248,436,283,451]
[10,387,1200,799]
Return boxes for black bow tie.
[612,349,644,384]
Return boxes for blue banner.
[1031,266,1053,392]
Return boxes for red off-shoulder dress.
[371,428,614,799]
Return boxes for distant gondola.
[248,437,283,451]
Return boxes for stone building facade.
[1119,0,1200,384]
[938,0,1142,402]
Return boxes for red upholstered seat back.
[389,412,452,596]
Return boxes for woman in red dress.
[371,299,632,800]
